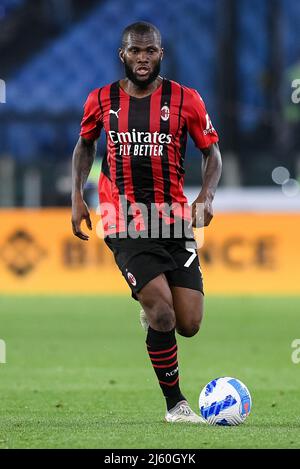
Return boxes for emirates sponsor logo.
[160,105,170,121]
[109,129,172,145]
[109,129,172,157]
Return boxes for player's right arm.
[71,88,102,240]
[71,136,96,240]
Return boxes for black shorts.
[104,235,204,301]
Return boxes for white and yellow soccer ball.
[199,377,252,426]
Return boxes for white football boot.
[140,309,149,331]
[165,400,207,424]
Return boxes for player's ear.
[119,48,125,63]
[160,48,164,61]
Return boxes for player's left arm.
[191,142,222,227]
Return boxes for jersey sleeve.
[80,88,103,141]
[184,88,219,149]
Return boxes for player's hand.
[71,196,92,240]
[190,193,213,227]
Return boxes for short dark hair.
[121,21,161,48]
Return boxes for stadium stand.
[0,0,218,161]
[4,0,217,115]
[0,0,24,17]
[236,0,269,131]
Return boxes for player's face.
[119,32,163,88]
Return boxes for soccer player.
[71,22,222,423]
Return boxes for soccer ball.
[199,377,252,426]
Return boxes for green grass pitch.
[0,295,300,449]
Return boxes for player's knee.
[176,308,203,337]
[143,298,175,331]
[177,320,200,337]
[138,284,175,331]
[152,301,176,331]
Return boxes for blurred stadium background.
[0,0,300,449]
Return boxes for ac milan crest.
[127,272,137,286]
[160,105,170,121]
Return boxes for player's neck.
[119,76,163,98]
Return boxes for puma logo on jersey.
[109,108,121,118]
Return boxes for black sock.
[146,326,185,411]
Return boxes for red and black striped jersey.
[80,78,219,236]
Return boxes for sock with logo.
[146,326,186,411]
